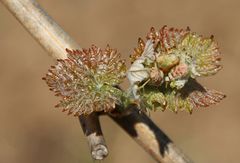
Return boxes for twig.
[79,113,108,160]
[110,106,193,163]
[1,0,193,162]
[1,0,108,160]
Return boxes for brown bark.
[110,106,193,163]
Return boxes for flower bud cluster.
[127,26,225,113]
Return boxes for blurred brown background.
[0,0,239,163]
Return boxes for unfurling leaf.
[165,79,226,113]
[43,45,126,116]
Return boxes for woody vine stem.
[1,0,225,162]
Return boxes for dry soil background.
[0,0,239,163]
